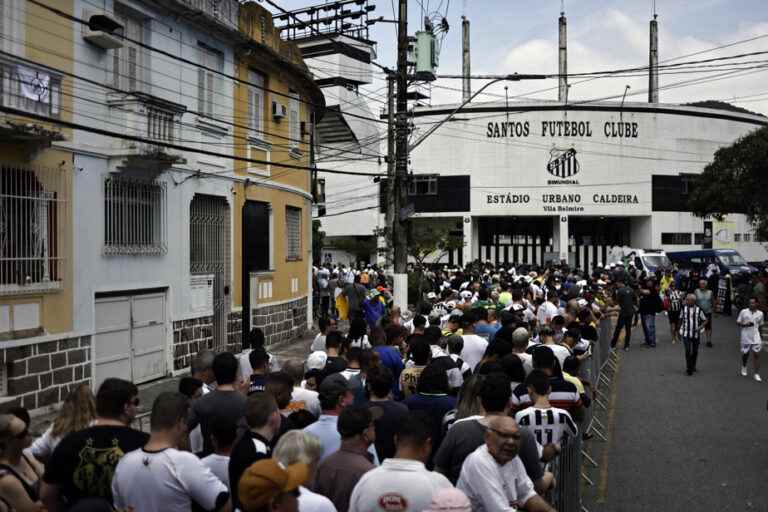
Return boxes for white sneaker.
[741,366,748,377]
[755,374,762,382]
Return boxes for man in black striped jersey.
[515,370,578,447]
[679,294,707,376]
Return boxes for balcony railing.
[177,0,239,31]
[107,92,185,161]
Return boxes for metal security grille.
[286,207,301,261]
[0,164,68,295]
[0,363,6,396]
[104,175,167,255]
[190,194,230,351]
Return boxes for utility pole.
[385,74,396,271]
[392,0,409,308]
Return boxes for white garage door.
[94,292,167,389]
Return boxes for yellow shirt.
[660,275,673,292]
[563,371,585,394]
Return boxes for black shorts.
[704,312,713,329]
[667,311,680,323]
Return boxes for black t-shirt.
[323,356,347,375]
[369,400,409,462]
[43,425,149,507]
[228,431,271,510]
[247,374,267,395]
[188,389,247,456]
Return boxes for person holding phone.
[737,297,763,382]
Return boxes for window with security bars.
[289,91,300,151]
[661,232,692,245]
[285,207,302,261]
[198,43,224,117]
[104,175,167,255]
[112,6,146,92]
[694,232,705,245]
[0,364,5,397]
[248,69,265,138]
[0,164,67,294]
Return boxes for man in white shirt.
[511,327,534,375]
[460,311,488,372]
[348,413,452,512]
[283,360,322,417]
[112,392,231,512]
[456,416,554,512]
[537,293,560,326]
[737,297,763,381]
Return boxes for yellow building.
[233,3,325,345]
[0,0,87,412]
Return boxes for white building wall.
[70,0,236,331]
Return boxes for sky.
[270,0,768,115]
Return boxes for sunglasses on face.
[129,398,140,407]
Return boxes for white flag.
[17,66,50,104]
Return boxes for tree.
[689,126,768,239]
[406,221,464,304]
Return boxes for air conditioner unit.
[82,11,124,50]
[272,101,287,120]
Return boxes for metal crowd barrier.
[550,313,620,512]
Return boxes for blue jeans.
[641,314,656,346]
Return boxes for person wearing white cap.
[423,488,471,512]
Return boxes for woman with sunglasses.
[0,413,43,512]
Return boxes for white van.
[607,247,672,274]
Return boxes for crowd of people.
[1,257,765,512]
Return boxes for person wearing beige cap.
[238,458,309,512]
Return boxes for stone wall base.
[252,296,308,347]
[1,335,92,414]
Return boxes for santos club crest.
[547,147,579,184]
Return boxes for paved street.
[584,315,768,512]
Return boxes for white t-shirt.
[543,343,572,369]
[290,386,322,418]
[30,425,61,461]
[189,424,204,454]
[298,485,337,512]
[348,458,452,512]
[461,334,489,372]
[112,448,228,512]
[201,453,230,489]
[514,406,578,446]
[537,301,559,325]
[311,333,327,352]
[514,351,534,375]
[456,445,538,512]
[348,335,372,350]
[738,308,764,345]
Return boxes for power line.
[0,48,386,161]
[25,0,389,126]
[0,103,383,177]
